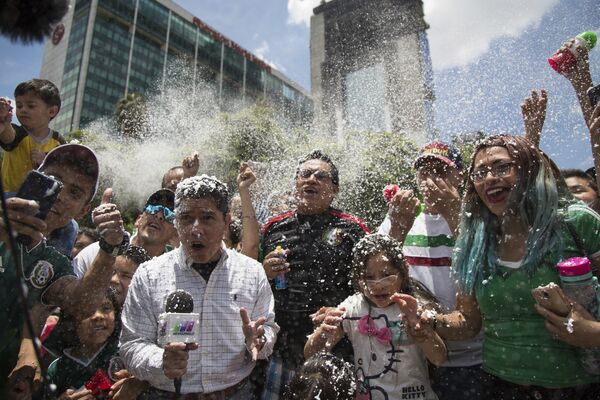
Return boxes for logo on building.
[172,321,196,335]
[52,24,65,45]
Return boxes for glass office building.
[41,0,312,133]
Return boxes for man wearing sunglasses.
[257,149,370,398]
[73,189,177,278]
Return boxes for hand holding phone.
[15,170,63,244]
[532,283,572,317]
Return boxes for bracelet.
[99,233,130,257]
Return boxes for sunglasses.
[297,168,333,181]
[144,204,176,223]
[363,274,399,289]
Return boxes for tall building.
[310,0,435,144]
[41,0,312,133]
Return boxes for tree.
[114,93,148,139]
[64,129,96,144]
[452,131,486,172]
[336,131,419,228]
[207,102,291,186]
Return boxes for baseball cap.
[145,188,175,210]
[414,141,463,171]
[39,143,100,203]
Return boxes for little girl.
[305,234,446,400]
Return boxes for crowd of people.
[0,37,599,400]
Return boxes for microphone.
[158,290,200,398]
[0,0,69,44]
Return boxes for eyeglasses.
[144,204,176,223]
[296,168,333,182]
[471,162,514,183]
[363,274,399,288]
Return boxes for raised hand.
[388,189,420,237]
[240,307,267,361]
[559,38,591,84]
[0,97,16,144]
[92,188,125,246]
[237,162,257,191]
[6,361,41,400]
[0,97,13,127]
[182,152,200,178]
[521,89,547,148]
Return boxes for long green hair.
[453,135,572,293]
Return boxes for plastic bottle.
[548,31,597,74]
[274,245,287,290]
[556,257,600,374]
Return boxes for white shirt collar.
[177,245,228,270]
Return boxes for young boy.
[0,79,66,194]
[0,144,128,398]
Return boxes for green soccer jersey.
[0,242,74,386]
[47,338,119,395]
[476,204,600,387]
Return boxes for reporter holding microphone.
[119,175,279,399]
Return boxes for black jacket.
[260,208,369,365]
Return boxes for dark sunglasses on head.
[297,168,333,181]
[144,204,176,223]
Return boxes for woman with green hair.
[428,134,600,399]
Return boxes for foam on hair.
[175,174,229,215]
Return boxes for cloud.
[423,0,559,70]
[254,40,288,73]
[287,0,321,27]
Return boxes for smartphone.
[588,84,600,109]
[531,284,571,317]
[15,170,63,244]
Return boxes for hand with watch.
[92,188,128,256]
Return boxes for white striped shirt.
[119,246,279,394]
[379,213,482,367]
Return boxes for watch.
[99,233,130,257]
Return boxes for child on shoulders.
[0,79,65,194]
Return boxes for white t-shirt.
[72,241,100,278]
[379,213,482,367]
[340,293,438,400]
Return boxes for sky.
[0,0,599,169]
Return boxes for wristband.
[99,233,130,257]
